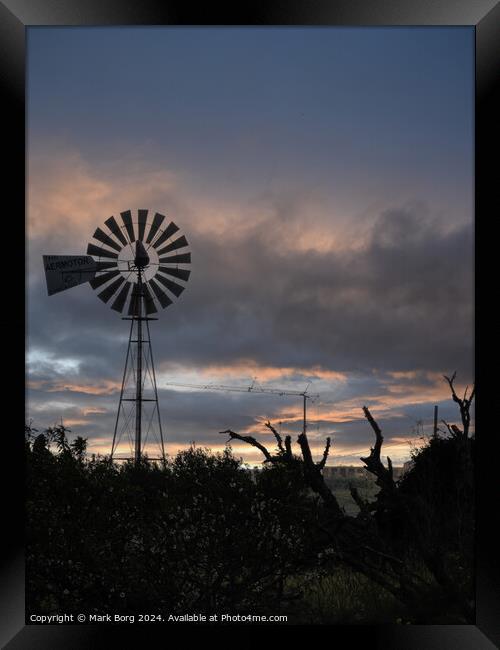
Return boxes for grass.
[286,566,403,624]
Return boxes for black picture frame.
[2,1,498,647]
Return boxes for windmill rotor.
[86,209,191,316]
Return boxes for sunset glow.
[28,27,474,465]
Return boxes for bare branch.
[360,545,431,587]
[360,406,395,494]
[297,432,314,467]
[319,539,403,602]
[443,372,475,438]
[297,432,344,518]
[441,419,455,437]
[219,429,273,463]
[222,424,343,517]
[264,420,285,454]
[317,437,331,470]
[349,485,373,514]
[443,371,458,399]
[387,456,394,481]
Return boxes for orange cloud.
[62,418,90,427]
[62,381,121,395]
[387,370,420,380]
[28,144,362,258]
[28,148,179,241]
[82,407,108,416]
[27,379,121,396]
[386,436,414,445]
[380,380,453,408]
[159,360,347,384]
[159,365,459,433]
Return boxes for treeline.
[26,429,320,619]
[26,374,475,623]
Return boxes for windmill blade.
[148,277,173,309]
[121,210,135,242]
[95,260,118,271]
[138,209,148,241]
[158,252,191,265]
[43,255,97,296]
[142,283,158,315]
[97,276,125,304]
[158,266,191,282]
[152,221,179,250]
[155,273,185,298]
[89,269,121,290]
[145,212,166,244]
[111,281,131,313]
[92,227,122,252]
[105,216,128,246]
[87,243,119,259]
[156,234,188,257]
[52,212,191,316]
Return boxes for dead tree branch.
[443,372,475,439]
[264,420,286,456]
[317,436,331,470]
[220,388,474,620]
[440,419,455,437]
[349,485,374,514]
[360,406,396,494]
[219,429,274,463]
[297,432,345,517]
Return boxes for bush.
[26,427,318,616]
[26,420,475,623]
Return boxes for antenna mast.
[164,381,318,436]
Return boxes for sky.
[27,27,474,466]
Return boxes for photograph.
[23,24,478,628]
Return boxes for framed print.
[1,1,499,647]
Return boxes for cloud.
[27,146,473,463]
[28,146,180,241]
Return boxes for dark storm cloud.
[26,27,474,461]
[28,198,473,461]
[29,201,473,380]
[151,203,473,376]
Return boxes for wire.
[163,381,319,398]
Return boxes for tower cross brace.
[111,264,165,464]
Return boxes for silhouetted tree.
[26,373,474,623]
[221,373,475,622]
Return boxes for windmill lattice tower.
[43,209,192,463]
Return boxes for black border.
[2,1,499,647]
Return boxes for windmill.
[43,209,192,463]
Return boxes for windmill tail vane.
[43,254,97,295]
[42,209,192,464]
